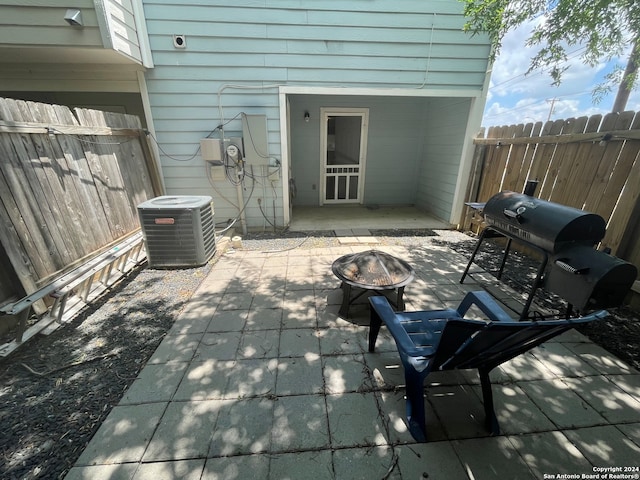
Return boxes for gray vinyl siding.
[142,0,491,227]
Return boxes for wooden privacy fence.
[0,97,162,312]
[463,110,640,298]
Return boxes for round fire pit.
[331,250,415,318]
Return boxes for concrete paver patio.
[65,240,640,479]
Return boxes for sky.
[481,21,640,128]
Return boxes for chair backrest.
[431,312,606,372]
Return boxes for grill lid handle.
[503,208,523,223]
[555,259,590,275]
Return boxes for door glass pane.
[327,116,361,166]
[337,176,347,199]
[349,176,358,199]
[326,176,335,200]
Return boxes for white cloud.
[482,19,635,127]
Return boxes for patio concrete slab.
[237,329,280,359]
[209,397,274,456]
[142,400,222,462]
[205,309,247,332]
[453,436,538,479]
[427,384,488,440]
[278,327,320,357]
[607,373,640,398]
[395,442,470,479]
[507,431,592,477]
[245,307,282,330]
[276,355,324,395]
[471,383,557,435]
[518,378,607,428]
[530,342,601,377]
[201,454,269,480]
[224,358,278,399]
[147,334,200,364]
[562,375,640,423]
[172,359,234,401]
[564,342,636,374]
[194,331,242,361]
[332,446,399,480]
[65,463,138,480]
[75,402,167,465]
[268,450,334,480]
[64,240,640,480]
[119,361,189,405]
[322,353,372,394]
[326,392,390,447]
[564,425,640,466]
[270,394,330,451]
[132,459,205,480]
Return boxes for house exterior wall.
[417,97,473,221]
[142,0,492,228]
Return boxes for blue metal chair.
[368,291,608,442]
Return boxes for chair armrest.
[369,296,436,357]
[456,291,513,322]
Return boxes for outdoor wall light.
[304,111,310,122]
[64,9,83,26]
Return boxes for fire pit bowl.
[332,250,415,318]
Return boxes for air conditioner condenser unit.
[137,195,216,268]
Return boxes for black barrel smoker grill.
[460,191,637,319]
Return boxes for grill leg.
[497,238,512,280]
[519,252,548,320]
[460,229,488,283]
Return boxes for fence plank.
[583,112,635,216]
[534,119,565,200]
[27,101,104,259]
[548,117,588,206]
[501,123,528,192]
[0,133,58,278]
[477,125,511,201]
[595,112,639,221]
[601,112,640,254]
[560,114,604,209]
[513,122,542,193]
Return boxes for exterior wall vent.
[137,195,216,268]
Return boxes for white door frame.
[319,107,369,205]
